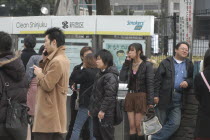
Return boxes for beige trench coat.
[33,46,70,133]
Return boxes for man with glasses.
[149,42,194,140]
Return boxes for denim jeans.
[70,107,95,140]
[152,91,182,140]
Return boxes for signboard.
[51,16,96,34]
[13,16,51,34]
[65,39,92,73]
[0,17,13,34]
[103,39,146,71]
[179,0,194,45]
[1,16,154,36]
[97,16,154,36]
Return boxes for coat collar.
[45,46,66,61]
[0,52,20,67]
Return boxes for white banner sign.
[12,16,51,34]
[179,0,194,45]
[0,17,13,34]
[51,16,96,34]
[97,16,154,36]
[1,16,154,36]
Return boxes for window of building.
[144,5,159,10]
[174,3,180,10]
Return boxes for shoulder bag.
[0,71,29,140]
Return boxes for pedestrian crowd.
[0,27,209,140]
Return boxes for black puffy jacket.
[89,66,119,124]
[120,60,154,105]
[0,52,28,124]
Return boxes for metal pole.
[173,12,177,56]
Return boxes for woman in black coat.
[194,48,210,140]
[0,31,28,140]
[70,53,98,140]
[120,43,154,140]
[89,49,119,140]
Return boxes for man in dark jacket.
[149,42,194,140]
[0,31,28,140]
[21,35,37,69]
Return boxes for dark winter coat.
[71,67,98,108]
[119,60,154,105]
[0,52,28,125]
[155,57,193,109]
[69,63,83,101]
[194,66,210,138]
[89,66,119,125]
[21,48,37,69]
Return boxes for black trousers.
[66,93,90,140]
[34,133,64,140]
[93,117,115,140]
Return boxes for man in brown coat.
[33,27,70,140]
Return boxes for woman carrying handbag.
[120,43,154,140]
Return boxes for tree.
[96,0,111,15]
[1,0,55,16]
[115,9,134,15]
[144,10,159,17]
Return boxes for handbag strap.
[0,70,11,104]
[79,73,108,99]
[201,72,210,92]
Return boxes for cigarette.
[29,67,34,69]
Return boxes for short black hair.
[95,49,113,67]
[175,41,190,50]
[38,45,45,55]
[0,31,12,53]
[44,27,65,47]
[24,35,36,48]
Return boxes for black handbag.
[113,75,123,126]
[114,99,123,126]
[0,71,28,140]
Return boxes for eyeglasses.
[179,47,189,52]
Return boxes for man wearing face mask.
[32,27,70,140]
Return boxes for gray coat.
[26,55,42,82]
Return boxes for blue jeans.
[152,91,182,140]
[70,107,95,140]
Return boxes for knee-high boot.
[130,134,137,140]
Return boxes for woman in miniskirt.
[120,43,154,140]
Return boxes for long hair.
[128,43,147,61]
[204,48,210,70]
[83,53,97,68]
